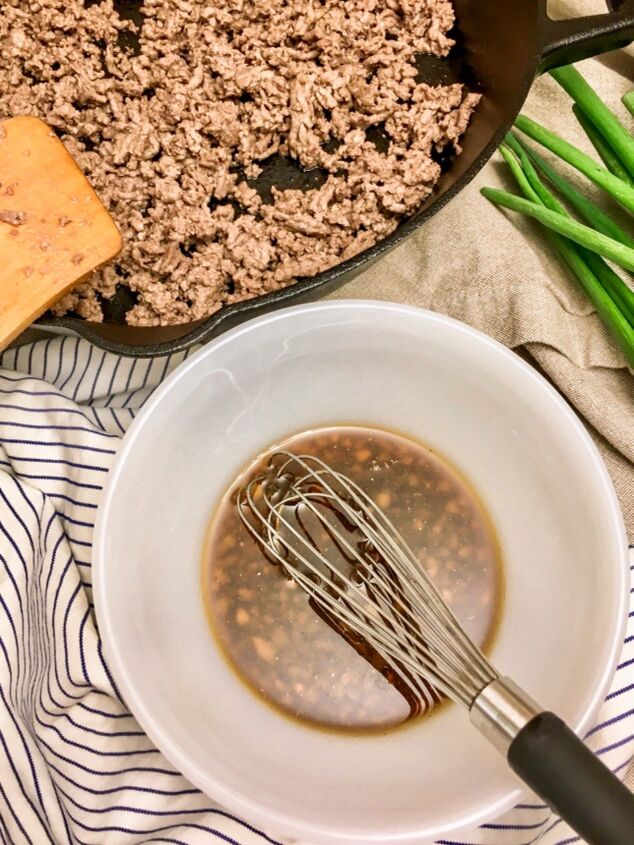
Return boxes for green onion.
[501,139,634,328]
[551,65,634,179]
[485,177,634,361]
[550,241,634,366]
[480,188,634,271]
[625,91,634,118]
[504,135,563,209]
[499,145,541,203]
[583,252,634,328]
[488,76,634,364]
[515,114,634,214]
[572,104,633,186]
[506,133,634,249]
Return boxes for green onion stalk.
[551,65,634,181]
[515,115,634,215]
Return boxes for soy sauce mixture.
[203,426,503,732]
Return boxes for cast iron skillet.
[38,0,634,357]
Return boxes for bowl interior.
[94,301,627,844]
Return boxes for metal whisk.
[238,452,634,845]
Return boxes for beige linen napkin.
[326,0,634,539]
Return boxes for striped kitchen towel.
[0,334,632,845]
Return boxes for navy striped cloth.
[0,334,632,845]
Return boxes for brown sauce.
[202,426,503,733]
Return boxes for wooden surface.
[0,116,122,348]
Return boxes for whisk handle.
[508,712,634,845]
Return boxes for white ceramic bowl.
[93,301,628,845]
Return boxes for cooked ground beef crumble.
[0,0,479,326]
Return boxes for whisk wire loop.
[237,452,499,711]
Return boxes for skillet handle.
[537,0,634,72]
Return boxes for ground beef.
[0,0,479,326]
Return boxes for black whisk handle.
[508,712,634,845]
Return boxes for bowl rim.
[93,300,630,844]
